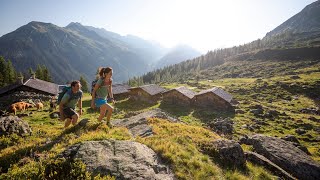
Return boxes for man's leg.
[64,118,72,128]
[71,113,79,125]
[63,108,76,128]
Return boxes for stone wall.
[0,91,52,109]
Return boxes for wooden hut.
[162,86,195,106]
[0,76,59,97]
[193,87,233,110]
[129,84,166,103]
[112,84,130,100]
[0,76,59,108]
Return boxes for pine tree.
[6,60,16,84]
[42,66,52,82]
[28,67,34,77]
[79,75,89,93]
[35,64,43,80]
[0,56,6,87]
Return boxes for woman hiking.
[91,67,115,127]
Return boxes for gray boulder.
[241,134,320,180]
[202,139,245,168]
[281,135,300,144]
[208,118,233,134]
[60,140,174,180]
[112,109,178,137]
[0,116,32,136]
[245,151,296,180]
[281,135,311,155]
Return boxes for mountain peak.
[66,22,84,28]
[266,0,320,37]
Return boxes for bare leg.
[105,104,114,122]
[64,118,72,128]
[71,113,79,125]
[98,104,107,122]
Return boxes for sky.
[0,0,317,53]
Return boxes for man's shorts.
[95,98,107,108]
[63,107,77,118]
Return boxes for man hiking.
[59,80,83,128]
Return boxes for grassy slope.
[0,92,277,179]
[1,59,319,179]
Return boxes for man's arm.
[59,102,65,120]
[91,82,100,109]
[59,93,69,120]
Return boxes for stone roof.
[112,84,130,95]
[196,87,233,103]
[163,86,195,99]
[130,84,166,96]
[0,77,59,96]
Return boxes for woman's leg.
[105,103,114,122]
[98,104,107,122]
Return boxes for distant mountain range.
[0,22,200,84]
[153,45,201,69]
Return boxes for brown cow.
[36,102,44,111]
[8,102,27,115]
[24,103,34,110]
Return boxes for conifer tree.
[79,75,89,93]
[6,60,16,84]
[35,64,43,80]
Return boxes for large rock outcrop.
[241,134,320,180]
[0,116,32,136]
[202,139,245,168]
[60,140,174,180]
[112,108,178,137]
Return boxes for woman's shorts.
[95,98,108,108]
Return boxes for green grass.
[1,59,320,179]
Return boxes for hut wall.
[193,93,232,110]
[162,90,191,106]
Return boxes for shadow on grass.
[193,108,235,124]
[159,102,235,124]
[278,75,320,108]
[0,119,102,173]
[115,98,157,112]
[159,103,193,117]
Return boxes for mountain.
[263,0,320,48]
[154,45,201,69]
[266,0,320,37]
[0,22,159,83]
[84,26,168,65]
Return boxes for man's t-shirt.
[61,89,83,109]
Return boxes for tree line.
[0,56,53,88]
[0,56,17,87]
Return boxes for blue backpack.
[91,79,98,96]
[57,86,71,105]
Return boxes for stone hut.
[162,86,195,106]
[193,87,233,111]
[129,84,166,103]
[112,84,130,100]
[0,76,59,108]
